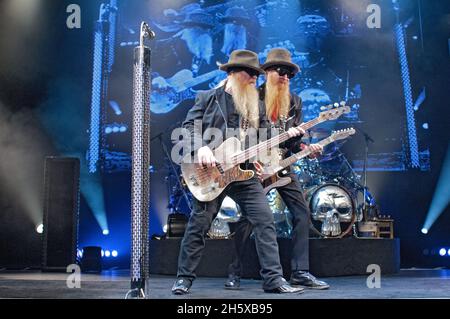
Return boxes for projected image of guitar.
[260,128,356,194]
[151,69,223,114]
[181,104,350,202]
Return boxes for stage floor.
[0,268,449,299]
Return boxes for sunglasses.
[268,66,295,79]
[229,67,260,78]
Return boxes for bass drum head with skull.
[305,183,356,238]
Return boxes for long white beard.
[221,24,247,56]
[177,27,213,63]
[227,75,259,129]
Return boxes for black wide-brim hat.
[218,49,264,74]
[261,48,300,74]
[219,6,251,25]
[176,9,215,28]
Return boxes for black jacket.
[182,85,266,154]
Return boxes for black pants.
[176,177,285,290]
[228,172,310,277]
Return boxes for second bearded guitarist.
[225,48,330,290]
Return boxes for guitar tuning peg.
[340,101,346,106]
[334,103,339,108]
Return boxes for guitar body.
[262,173,292,194]
[181,137,254,202]
[166,69,195,92]
[151,69,221,114]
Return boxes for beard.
[227,74,259,129]
[265,77,290,123]
[177,27,213,64]
[221,24,247,56]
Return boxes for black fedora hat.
[261,48,300,74]
[219,6,251,25]
[177,9,215,28]
[218,49,264,74]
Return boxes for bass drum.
[207,196,241,239]
[304,183,356,238]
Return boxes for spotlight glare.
[105,250,111,257]
[112,250,118,257]
[421,228,428,234]
[439,248,446,256]
[36,224,44,234]
[448,249,450,256]
[101,250,105,257]
[103,229,109,235]
[163,224,168,233]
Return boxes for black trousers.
[176,177,285,290]
[228,172,310,277]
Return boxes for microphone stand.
[354,126,374,221]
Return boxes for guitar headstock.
[329,128,356,142]
[318,101,351,121]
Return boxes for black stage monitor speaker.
[81,246,102,273]
[167,213,188,238]
[42,157,80,272]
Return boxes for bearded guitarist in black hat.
[172,49,304,295]
[225,48,330,291]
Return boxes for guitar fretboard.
[231,117,321,165]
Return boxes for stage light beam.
[422,143,450,232]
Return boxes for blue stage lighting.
[421,228,428,234]
[422,144,450,232]
[103,229,109,235]
[105,250,111,257]
[101,250,105,257]
[105,127,113,134]
[112,250,118,257]
[439,248,446,257]
[448,249,450,256]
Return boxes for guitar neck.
[232,117,322,164]
[277,136,336,173]
[184,70,222,89]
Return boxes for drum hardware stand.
[152,131,193,214]
[126,22,155,299]
[355,126,375,222]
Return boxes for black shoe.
[264,280,304,294]
[224,275,240,290]
[172,278,192,295]
[290,271,330,290]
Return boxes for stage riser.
[149,238,400,278]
